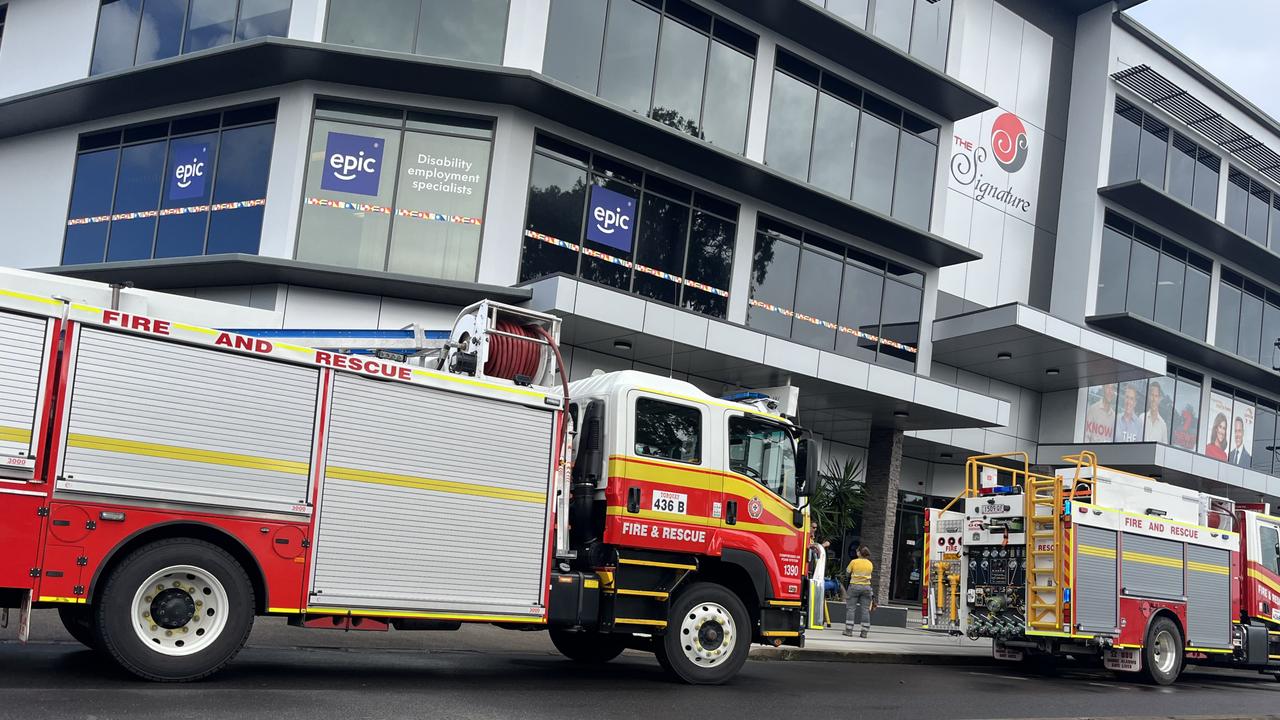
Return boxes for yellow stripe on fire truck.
[0,425,32,444]
[1077,544,1116,559]
[1121,549,1184,570]
[325,465,546,505]
[66,434,310,475]
[608,455,799,531]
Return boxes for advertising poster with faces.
[1229,399,1256,467]
[1143,376,1175,445]
[1203,391,1234,462]
[1114,380,1147,443]
[1084,383,1117,442]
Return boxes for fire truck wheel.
[57,605,100,650]
[658,582,750,685]
[548,629,627,663]
[1141,616,1184,686]
[93,539,255,682]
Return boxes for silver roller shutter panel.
[1121,533,1184,600]
[60,329,318,511]
[0,311,47,457]
[311,373,554,616]
[1075,525,1118,633]
[1186,544,1231,648]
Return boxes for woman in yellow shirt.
[844,546,874,638]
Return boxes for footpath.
[750,610,998,665]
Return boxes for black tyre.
[57,605,99,650]
[658,582,751,685]
[548,628,627,663]
[1140,616,1183,686]
[92,539,255,682]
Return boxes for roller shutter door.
[1121,533,1185,601]
[0,311,48,460]
[1186,545,1231,648]
[1075,525,1118,633]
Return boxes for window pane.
[892,130,935,229]
[1263,301,1280,371]
[701,41,752,153]
[728,416,796,502]
[1226,170,1249,234]
[635,398,701,464]
[1144,376,1174,444]
[1229,399,1255,468]
[871,0,912,51]
[1262,525,1280,575]
[649,16,709,137]
[91,0,143,75]
[1115,379,1147,443]
[908,0,950,70]
[1215,281,1241,354]
[387,129,491,280]
[207,123,274,254]
[851,112,898,214]
[184,0,236,52]
[1108,100,1142,185]
[598,0,660,114]
[1167,134,1196,206]
[1271,195,1280,250]
[1125,238,1158,320]
[764,70,817,180]
[235,0,291,41]
[136,0,188,64]
[791,246,841,350]
[879,279,921,371]
[416,0,507,63]
[579,177,637,289]
[826,0,868,28]
[1083,384,1117,442]
[681,211,733,318]
[1252,404,1276,475]
[1193,150,1219,216]
[1153,250,1184,330]
[1247,182,1271,245]
[1181,265,1210,340]
[325,0,417,53]
[1238,290,1264,363]
[543,0,607,94]
[1136,114,1168,188]
[63,150,121,264]
[831,262,881,362]
[106,141,167,261]
[632,193,690,305]
[747,233,799,337]
[1096,226,1130,314]
[155,132,218,258]
[1170,378,1200,450]
[521,152,588,282]
[808,92,858,197]
[296,120,401,269]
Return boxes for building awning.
[932,303,1165,391]
[713,0,995,121]
[525,276,1008,446]
[0,38,979,269]
[42,254,531,307]
[1088,312,1280,395]
[1099,181,1280,282]
[1036,442,1280,503]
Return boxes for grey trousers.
[846,584,873,630]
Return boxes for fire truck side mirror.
[796,437,819,499]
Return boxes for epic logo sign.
[321,132,384,196]
[990,112,1029,173]
[168,139,210,201]
[586,185,636,253]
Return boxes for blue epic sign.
[168,139,210,201]
[321,132,384,196]
[586,185,636,253]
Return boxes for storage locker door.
[59,329,318,513]
[1120,533,1185,600]
[0,310,49,463]
[311,373,554,617]
[1186,545,1231,648]
[1075,525,1118,633]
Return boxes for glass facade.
[1214,268,1280,368]
[324,0,508,63]
[296,101,493,280]
[1225,166,1280,249]
[1082,368,1201,450]
[1108,97,1220,217]
[803,0,951,70]
[747,216,923,371]
[1095,211,1212,341]
[62,104,276,264]
[89,0,291,75]
[1204,383,1280,475]
[765,50,939,230]
[518,134,737,319]
[542,0,757,153]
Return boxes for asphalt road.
[3,612,1280,720]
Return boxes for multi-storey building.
[0,0,1273,604]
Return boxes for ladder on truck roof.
[1025,451,1098,633]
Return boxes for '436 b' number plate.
[652,490,688,515]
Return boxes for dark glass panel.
[1136,114,1168,187]
[206,123,273,254]
[681,211,733,318]
[1125,235,1158,320]
[1096,226,1130,314]
[62,149,121,264]
[879,279,921,371]
[135,0,188,64]
[106,140,167,261]
[1226,168,1250,234]
[154,131,218,258]
[764,69,817,180]
[579,176,636,290]
[834,262,882,363]
[543,0,607,94]
[1153,249,1184,331]
[909,0,950,70]
[91,0,143,75]
[700,41,752,153]
[1192,149,1220,216]
[892,130,936,229]
[710,17,755,55]
[1246,180,1271,245]
[183,0,236,52]
[1238,289,1264,364]
[651,16,709,137]
[632,193,691,305]
[747,233,799,338]
[871,0,912,51]
[791,246,841,350]
[598,0,661,114]
[520,152,588,282]
[807,92,858,197]
[1262,300,1280,371]
[1252,404,1276,475]
[851,111,898,214]
[1167,133,1196,205]
[1108,99,1142,185]
[1216,281,1242,354]
[1181,265,1210,340]
[1271,194,1280,250]
[825,0,868,29]
[415,0,507,63]
[235,0,291,41]
[325,0,417,53]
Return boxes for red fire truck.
[0,273,819,684]
[924,451,1280,685]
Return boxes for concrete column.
[861,427,903,606]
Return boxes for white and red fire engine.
[924,450,1280,685]
[0,268,820,684]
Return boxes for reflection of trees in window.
[648,107,704,139]
[635,398,701,463]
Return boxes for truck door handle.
[726,500,737,525]
[627,487,640,513]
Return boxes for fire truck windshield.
[728,416,798,504]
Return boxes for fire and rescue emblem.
[747,496,763,520]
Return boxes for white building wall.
[0,127,78,268]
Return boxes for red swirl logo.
[991,112,1029,173]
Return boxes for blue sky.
[1126,0,1280,119]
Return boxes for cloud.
[1126,0,1280,119]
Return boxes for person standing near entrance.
[844,546,875,638]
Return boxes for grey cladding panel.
[1122,533,1184,601]
[1076,525,1118,633]
[311,373,555,615]
[0,311,47,455]
[1186,545,1231,648]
